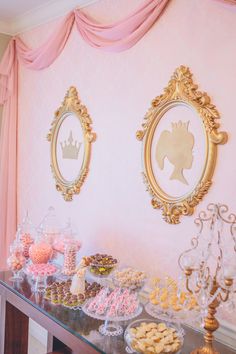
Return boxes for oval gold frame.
[136,66,228,224]
[47,87,96,201]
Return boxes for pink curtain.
[0,0,170,268]
[0,40,18,269]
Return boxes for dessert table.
[0,271,235,354]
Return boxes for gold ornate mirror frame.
[47,87,96,201]
[136,66,228,224]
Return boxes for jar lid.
[38,206,61,235]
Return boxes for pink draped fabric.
[0,0,170,268]
[75,0,169,52]
[15,12,75,70]
[0,40,18,269]
[215,0,236,4]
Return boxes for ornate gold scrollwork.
[47,86,96,201]
[137,66,227,224]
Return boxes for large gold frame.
[136,66,227,224]
[47,87,96,201]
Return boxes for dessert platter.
[44,279,103,309]
[145,277,199,324]
[82,287,143,336]
[124,319,184,354]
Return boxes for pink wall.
[18,0,236,324]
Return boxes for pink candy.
[27,263,57,277]
[53,239,81,254]
[29,242,53,264]
[20,233,34,258]
[62,244,77,276]
[8,254,26,271]
[53,240,65,254]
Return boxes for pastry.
[129,321,182,354]
[113,267,146,289]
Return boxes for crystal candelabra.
[178,203,236,354]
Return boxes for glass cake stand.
[24,265,60,293]
[82,300,143,337]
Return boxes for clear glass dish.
[124,318,184,354]
[88,261,119,278]
[112,267,147,291]
[145,301,200,325]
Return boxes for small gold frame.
[136,66,228,224]
[47,86,96,201]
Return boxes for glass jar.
[18,211,35,260]
[54,219,81,255]
[7,237,26,281]
[38,206,61,246]
[62,240,78,276]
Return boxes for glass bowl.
[124,318,184,354]
[112,267,147,291]
[88,263,118,278]
[87,254,119,278]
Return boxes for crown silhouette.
[171,120,189,132]
[60,131,81,160]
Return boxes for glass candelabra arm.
[218,278,234,302]
[184,271,202,295]
[219,289,230,303]
[186,275,193,294]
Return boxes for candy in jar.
[62,242,77,276]
[29,242,53,264]
[7,253,26,271]
[7,240,26,281]
[18,211,35,259]
[20,233,34,258]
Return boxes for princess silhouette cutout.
[156,121,194,185]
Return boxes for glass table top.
[0,271,235,354]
